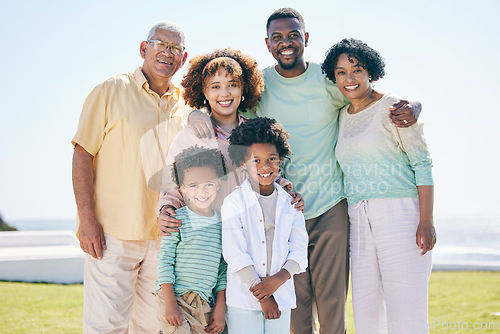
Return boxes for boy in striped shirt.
[156,146,227,334]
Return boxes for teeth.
[159,60,172,65]
[345,85,359,90]
[218,100,232,106]
[196,197,210,202]
[259,173,271,177]
[281,50,293,55]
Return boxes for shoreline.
[432,262,500,272]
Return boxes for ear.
[304,32,309,47]
[240,161,247,172]
[265,37,271,52]
[181,51,188,66]
[140,41,148,59]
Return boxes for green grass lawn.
[0,271,499,333]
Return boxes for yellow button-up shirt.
[72,68,189,240]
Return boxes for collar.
[269,62,314,83]
[133,67,180,100]
[238,178,290,199]
[213,112,247,138]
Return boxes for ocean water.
[7,219,77,232]
[6,217,500,270]
[432,216,500,270]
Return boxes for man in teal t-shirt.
[252,8,420,334]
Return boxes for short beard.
[277,57,299,71]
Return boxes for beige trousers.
[291,200,350,334]
[83,234,161,334]
[156,290,213,334]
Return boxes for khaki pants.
[83,235,161,334]
[156,290,213,334]
[291,200,350,334]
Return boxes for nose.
[280,36,292,46]
[198,186,209,196]
[346,72,355,82]
[161,46,175,56]
[259,160,271,169]
[220,86,231,96]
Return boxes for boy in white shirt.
[221,117,308,334]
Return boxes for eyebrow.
[271,29,300,36]
[186,180,213,186]
[209,78,236,84]
[335,63,363,70]
[251,153,279,158]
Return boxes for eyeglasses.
[147,40,185,56]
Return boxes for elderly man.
[72,21,189,333]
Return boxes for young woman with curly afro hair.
[181,48,264,115]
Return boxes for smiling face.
[203,68,243,124]
[180,166,220,216]
[242,143,282,196]
[334,53,372,101]
[140,28,187,84]
[265,17,309,77]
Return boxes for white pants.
[83,234,161,334]
[349,198,432,334]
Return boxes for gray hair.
[147,21,186,47]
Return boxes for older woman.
[322,38,436,334]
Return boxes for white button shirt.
[221,179,308,311]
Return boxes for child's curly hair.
[228,117,291,166]
[171,146,227,187]
[321,38,386,84]
[181,48,265,112]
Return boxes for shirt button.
[262,263,265,266]
[262,241,265,244]
[259,220,262,222]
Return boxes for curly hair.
[266,8,306,34]
[321,38,386,84]
[228,117,291,166]
[181,48,264,112]
[171,146,227,187]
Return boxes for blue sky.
[0,0,499,221]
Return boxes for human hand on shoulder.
[289,191,305,213]
[188,110,215,139]
[390,99,421,127]
[158,205,183,236]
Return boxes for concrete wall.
[0,230,84,284]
